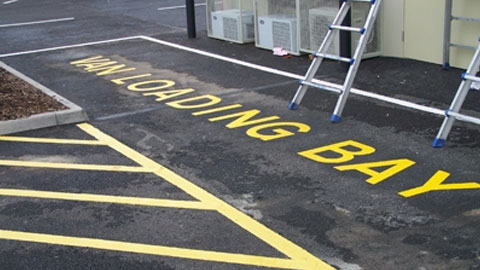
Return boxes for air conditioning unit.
[257,15,298,54]
[351,3,382,58]
[308,7,340,55]
[210,9,255,43]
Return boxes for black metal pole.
[186,0,196,39]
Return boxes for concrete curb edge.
[0,61,89,135]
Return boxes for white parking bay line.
[139,35,446,117]
[0,36,142,58]
[3,0,18,5]
[157,3,206,11]
[0,17,75,28]
[0,34,446,117]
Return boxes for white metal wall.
[403,0,480,69]
[382,0,404,58]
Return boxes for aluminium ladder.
[443,0,480,69]
[433,37,480,148]
[289,0,382,123]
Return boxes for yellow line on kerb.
[0,189,212,210]
[0,136,105,145]
[0,230,300,269]
[0,160,152,173]
[78,123,334,270]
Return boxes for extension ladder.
[443,0,480,69]
[289,0,382,123]
[433,37,480,148]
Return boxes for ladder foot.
[288,102,299,110]
[443,63,450,70]
[432,138,446,148]
[330,114,342,123]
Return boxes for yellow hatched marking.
[0,189,212,210]
[0,136,105,145]
[0,230,302,269]
[0,124,333,269]
[77,123,334,270]
[0,160,152,173]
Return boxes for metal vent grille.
[310,14,330,52]
[246,22,254,39]
[352,14,378,53]
[223,17,239,40]
[308,8,339,55]
[351,2,382,56]
[272,21,292,51]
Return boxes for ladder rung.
[462,74,480,83]
[450,43,477,50]
[329,24,365,34]
[452,16,480,23]
[315,53,355,64]
[299,80,343,94]
[352,0,375,3]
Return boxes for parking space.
[0,0,206,54]
[0,1,479,269]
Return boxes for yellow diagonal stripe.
[0,136,104,145]
[0,160,151,173]
[78,123,334,270]
[0,229,301,269]
[0,189,212,210]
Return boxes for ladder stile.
[289,0,351,110]
[433,38,480,148]
[443,0,453,69]
[443,0,480,69]
[331,0,382,122]
[289,0,383,124]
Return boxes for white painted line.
[0,34,447,118]
[448,111,480,125]
[0,17,75,28]
[138,36,446,116]
[140,36,305,83]
[3,0,18,4]
[0,36,142,58]
[157,3,206,11]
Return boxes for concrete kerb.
[0,61,88,135]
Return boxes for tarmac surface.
[0,0,479,269]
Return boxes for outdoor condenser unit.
[308,7,340,55]
[210,9,255,43]
[351,3,382,58]
[257,15,298,53]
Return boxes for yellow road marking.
[0,124,333,269]
[0,230,302,269]
[0,189,212,210]
[77,123,334,270]
[0,136,105,145]
[0,160,152,173]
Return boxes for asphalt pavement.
[0,1,479,269]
